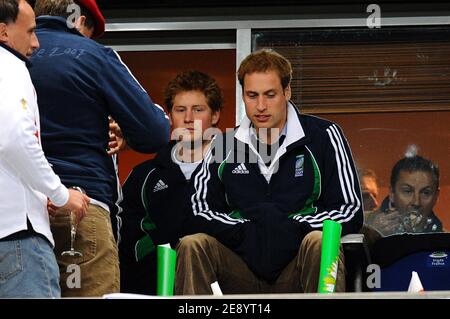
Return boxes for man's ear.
[284,84,292,101]
[74,15,86,30]
[389,187,395,205]
[74,15,94,38]
[211,110,220,126]
[432,187,440,206]
[0,23,8,43]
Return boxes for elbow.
[128,120,170,154]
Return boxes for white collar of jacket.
[235,101,305,149]
[234,101,305,182]
[249,120,287,146]
[0,43,31,68]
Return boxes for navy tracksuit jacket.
[186,103,363,282]
[29,17,169,212]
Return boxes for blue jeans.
[0,235,61,298]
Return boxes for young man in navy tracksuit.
[175,49,363,294]
[29,0,170,296]
[119,71,223,294]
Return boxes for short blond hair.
[237,49,292,90]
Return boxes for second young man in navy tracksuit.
[176,49,363,294]
[119,71,223,294]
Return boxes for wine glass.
[61,211,82,257]
[61,186,84,257]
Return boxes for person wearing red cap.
[29,0,170,297]
[72,0,105,38]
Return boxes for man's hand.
[49,189,90,224]
[369,210,404,236]
[47,199,58,217]
[107,117,128,155]
[403,211,427,233]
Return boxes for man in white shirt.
[0,0,90,298]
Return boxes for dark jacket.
[29,17,169,211]
[186,103,363,282]
[119,142,198,261]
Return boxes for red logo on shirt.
[34,121,40,145]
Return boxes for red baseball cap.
[76,0,105,38]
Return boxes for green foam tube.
[318,220,342,293]
[157,244,177,296]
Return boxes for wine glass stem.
[70,226,76,251]
[70,211,77,251]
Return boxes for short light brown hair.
[237,49,292,90]
[164,70,224,113]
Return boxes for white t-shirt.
[171,147,202,180]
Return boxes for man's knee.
[301,230,345,258]
[176,233,216,251]
[301,230,322,250]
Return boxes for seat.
[370,232,450,291]
[341,233,372,292]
